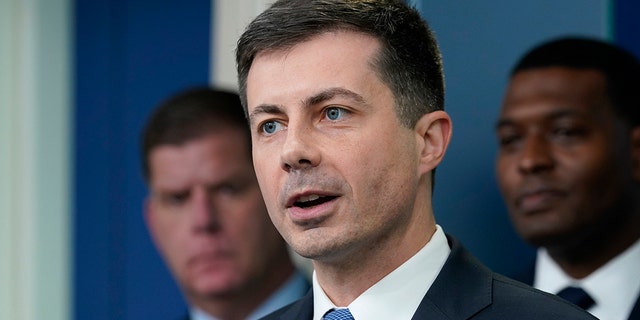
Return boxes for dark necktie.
[556,286,595,310]
[323,308,355,320]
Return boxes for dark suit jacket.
[260,235,596,319]
[512,257,640,320]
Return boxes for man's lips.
[285,191,339,208]
[515,187,567,213]
[284,191,340,224]
[188,251,233,271]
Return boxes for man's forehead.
[246,32,382,109]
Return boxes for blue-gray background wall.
[419,0,609,280]
[73,0,639,319]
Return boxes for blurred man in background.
[141,87,309,320]
[495,37,640,320]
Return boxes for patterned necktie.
[556,286,595,310]
[323,308,355,320]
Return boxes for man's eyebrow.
[495,108,584,131]
[248,87,368,125]
[151,188,189,198]
[305,87,367,107]
[249,104,285,125]
[495,118,515,131]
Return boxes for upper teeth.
[298,194,320,202]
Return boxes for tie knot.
[323,308,355,320]
[556,286,595,310]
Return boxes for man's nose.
[280,124,321,172]
[191,188,220,232]
[518,135,554,174]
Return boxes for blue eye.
[325,107,344,120]
[261,120,283,135]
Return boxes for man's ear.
[631,126,640,181]
[414,110,452,176]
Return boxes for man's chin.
[521,228,571,248]
[190,277,244,298]
[185,264,243,296]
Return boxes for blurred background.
[1,0,638,319]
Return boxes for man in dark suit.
[141,87,309,320]
[495,37,640,320]
[234,0,596,319]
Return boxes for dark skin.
[495,67,640,279]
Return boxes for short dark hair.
[235,0,444,128]
[140,87,249,182]
[511,36,640,127]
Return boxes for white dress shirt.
[534,238,640,320]
[313,225,451,320]
[190,270,309,320]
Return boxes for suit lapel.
[277,290,314,320]
[412,235,492,319]
[628,295,640,320]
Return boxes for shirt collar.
[191,307,216,320]
[190,270,310,320]
[248,271,310,319]
[313,225,450,320]
[535,238,640,320]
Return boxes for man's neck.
[313,219,436,306]
[547,211,640,279]
[190,258,296,320]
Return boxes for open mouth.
[294,194,337,208]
